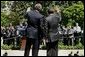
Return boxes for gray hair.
[34,3,42,10]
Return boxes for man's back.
[24,3,44,56]
[46,13,61,42]
[25,10,44,39]
[26,10,43,26]
[46,14,60,32]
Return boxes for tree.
[62,1,84,27]
[1,1,84,27]
[1,12,10,26]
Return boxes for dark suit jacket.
[25,10,44,39]
[45,13,61,42]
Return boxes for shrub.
[1,44,20,50]
[58,42,84,49]
[41,45,46,50]
[75,42,84,49]
[12,46,20,50]
[1,44,13,50]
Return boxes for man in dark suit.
[45,6,61,56]
[24,3,44,56]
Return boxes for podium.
[20,36,26,50]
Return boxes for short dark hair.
[48,8,55,14]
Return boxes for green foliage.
[40,41,84,50]
[75,42,84,49]
[41,45,46,50]
[1,1,84,27]
[1,44,20,50]
[12,46,20,50]
[1,12,10,26]
[1,44,13,50]
[1,42,84,50]
[62,1,84,27]
[58,42,84,49]
[10,1,33,25]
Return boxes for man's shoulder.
[46,15,52,20]
[27,10,33,14]
[27,10,44,19]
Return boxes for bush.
[1,44,20,50]
[2,42,84,50]
[12,46,20,50]
[41,45,46,50]
[1,44,13,50]
[75,42,84,49]
[58,42,84,49]
[40,41,84,50]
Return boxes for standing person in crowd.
[15,25,20,47]
[80,22,84,45]
[1,26,5,39]
[1,26,3,37]
[73,23,81,45]
[23,22,28,31]
[2,27,7,44]
[5,26,11,45]
[8,23,15,45]
[24,3,44,56]
[67,26,74,46]
[62,26,68,45]
[1,26,3,46]
[16,22,25,47]
[45,6,61,56]
[1,26,6,45]
[58,24,63,38]
[18,22,25,37]
[81,30,84,45]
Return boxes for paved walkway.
[1,49,84,56]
